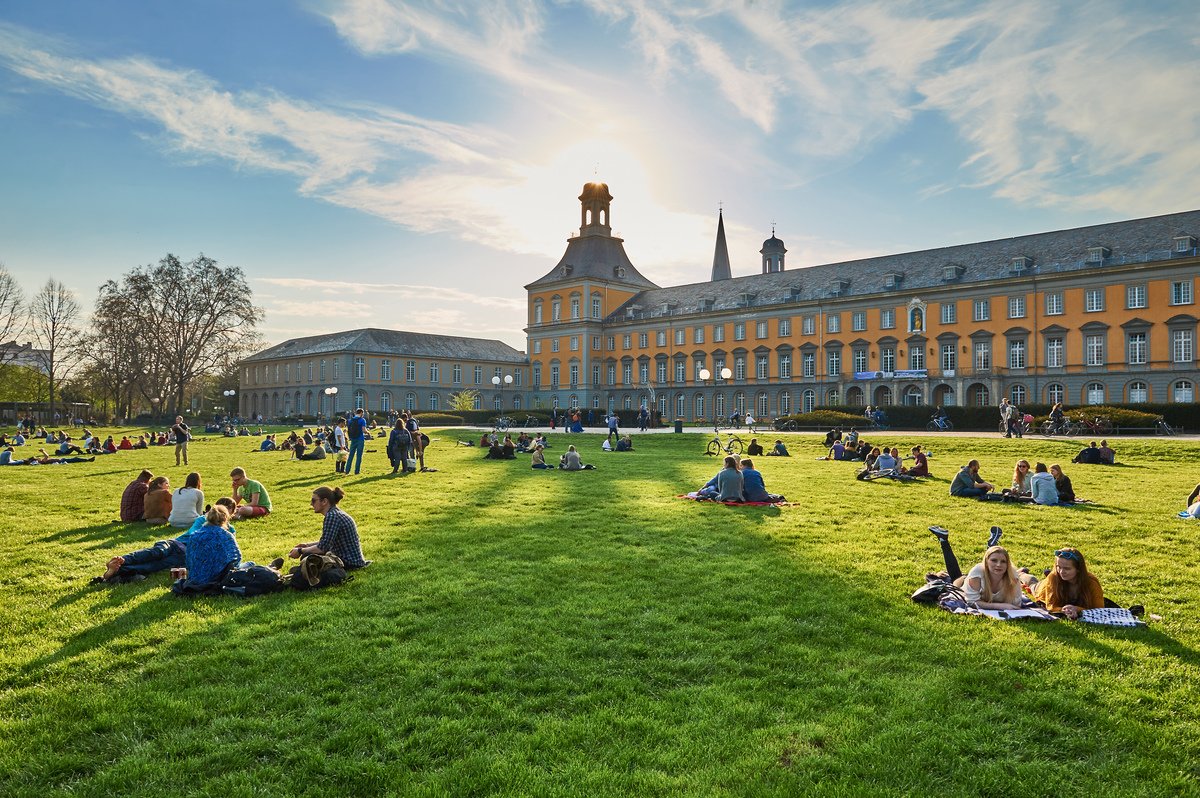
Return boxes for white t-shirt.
[168,487,205,527]
[333,427,346,450]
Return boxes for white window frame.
[973,299,990,322]
[1045,292,1063,315]
[1085,288,1105,313]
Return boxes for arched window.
[405,392,416,411]
[758,392,769,417]
[845,386,864,406]
[552,395,560,409]
[380,391,392,413]
[513,396,521,410]
[875,386,894,406]
[734,391,746,414]
[494,393,503,410]
[429,393,439,411]
[802,389,816,413]
[1128,381,1148,403]
[272,392,280,413]
[968,384,988,407]
[904,386,923,406]
[622,395,631,410]
[474,394,483,410]
[569,394,578,409]
[294,391,302,414]
[715,393,726,418]
[933,384,954,407]
[778,391,791,415]
[694,394,706,419]
[353,390,365,411]
[1010,385,1026,406]
[1086,382,1105,405]
[676,393,686,417]
[825,388,839,406]
[1045,383,1064,405]
[1174,380,1194,403]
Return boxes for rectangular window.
[656,331,666,347]
[453,365,462,384]
[779,354,791,379]
[756,320,768,339]
[734,357,746,380]
[675,329,685,346]
[1171,280,1193,305]
[827,314,841,333]
[1008,296,1026,319]
[320,360,326,381]
[550,366,559,386]
[1085,288,1105,312]
[639,333,648,348]
[1174,329,1194,363]
[1046,338,1064,368]
[570,298,580,319]
[853,349,868,373]
[974,342,990,371]
[713,325,725,343]
[973,299,990,322]
[332,360,339,380]
[880,308,895,329]
[532,366,541,386]
[756,355,768,380]
[534,304,543,324]
[354,357,365,379]
[622,334,632,350]
[551,339,559,352]
[852,311,866,332]
[1086,334,1105,366]
[607,364,616,384]
[827,351,842,377]
[429,363,440,383]
[474,366,483,384]
[693,327,705,345]
[607,336,615,350]
[623,364,632,384]
[675,360,686,382]
[941,344,956,372]
[802,352,815,378]
[881,347,896,373]
[552,301,561,321]
[1008,340,1026,369]
[592,297,601,318]
[514,371,522,386]
[1046,292,1064,315]
[713,358,725,381]
[1126,285,1146,309]
[570,336,579,351]
[734,322,746,341]
[640,363,649,384]
[1127,332,1147,365]
[405,361,416,382]
[533,341,542,354]
[940,303,957,324]
[592,364,600,385]
[802,316,815,336]
[778,318,791,337]
[909,346,925,370]
[592,336,601,351]
[381,359,392,381]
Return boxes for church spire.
[710,208,732,281]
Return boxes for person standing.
[387,419,413,475]
[998,398,1013,437]
[606,411,619,443]
[405,411,425,471]
[171,415,191,466]
[345,408,368,475]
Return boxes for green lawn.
[2,428,1198,796]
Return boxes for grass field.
[2,427,1199,796]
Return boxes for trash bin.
[674,418,683,433]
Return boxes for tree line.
[0,254,262,421]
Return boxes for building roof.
[525,232,659,290]
[608,209,1200,321]
[710,210,732,281]
[243,328,528,363]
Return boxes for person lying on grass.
[230,467,271,519]
[739,458,784,503]
[99,497,237,583]
[927,526,1024,610]
[950,460,996,499]
[281,486,368,569]
[1021,548,1105,620]
[696,455,744,501]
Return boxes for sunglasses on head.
[1054,549,1082,563]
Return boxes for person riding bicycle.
[729,410,740,428]
[1049,402,1066,433]
[931,406,950,429]
[872,407,887,427]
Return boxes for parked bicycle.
[999,416,1032,436]
[523,415,540,428]
[1156,417,1176,436]
[1040,418,1070,436]
[926,413,954,432]
[705,428,745,457]
[492,415,515,432]
[1067,415,1113,436]
[776,419,799,432]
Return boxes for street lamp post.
[698,367,733,427]
[323,386,339,422]
[491,373,514,412]
[222,389,236,420]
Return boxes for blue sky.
[2,1,1198,349]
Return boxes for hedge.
[779,402,1190,432]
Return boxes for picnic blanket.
[938,597,1058,621]
[678,493,788,506]
[1079,607,1146,627]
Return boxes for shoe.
[928,525,950,541]
[1128,604,1145,618]
[269,557,285,570]
[988,526,1002,547]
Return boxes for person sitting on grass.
[764,439,790,456]
[118,436,132,450]
[740,458,784,503]
[874,447,898,473]
[927,526,1023,610]
[57,437,85,456]
[1005,462,1059,505]
[950,460,995,499]
[143,476,173,524]
[820,439,847,461]
[1072,441,1106,465]
[515,432,533,452]
[1002,459,1033,499]
[502,435,516,459]
[822,427,842,448]
[533,434,549,449]
[1050,464,1076,504]
[530,444,552,469]
[558,444,595,471]
[696,455,743,501]
[230,467,271,519]
[259,434,276,452]
[298,440,327,461]
[103,436,118,454]
[1023,547,1105,620]
[902,445,929,477]
[1098,440,1116,465]
[98,498,237,583]
[167,472,206,528]
[283,486,369,570]
[119,470,154,521]
[746,438,764,456]
[173,504,242,592]
[132,434,149,449]
[615,435,634,452]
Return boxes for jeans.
[938,538,963,582]
[120,539,186,576]
[347,437,365,474]
[953,486,989,498]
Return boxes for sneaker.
[1128,604,1145,618]
[988,526,1003,547]
[928,525,950,541]
[269,557,285,570]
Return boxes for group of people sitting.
[852,445,930,479]
[950,459,1077,505]
[746,438,789,457]
[119,467,274,525]
[693,455,785,503]
[1072,440,1117,465]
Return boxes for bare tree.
[27,278,81,419]
[0,263,27,366]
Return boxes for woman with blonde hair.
[1005,459,1032,498]
[175,504,241,590]
[928,526,1023,610]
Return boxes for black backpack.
[289,553,350,591]
[221,565,286,597]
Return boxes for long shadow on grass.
[37,520,169,547]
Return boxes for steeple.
[710,209,732,281]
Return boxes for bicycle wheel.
[727,437,744,454]
[926,421,939,431]
[1097,418,1113,434]
[1040,421,1055,436]
[706,440,722,457]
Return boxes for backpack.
[221,565,286,597]
[289,553,350,591]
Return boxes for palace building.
[241,182,1198,421]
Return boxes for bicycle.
[776,419,799,432]
[925,414,954,432]
[1156,417,1176,436]
[1040,419,1069,436]
[1067,415,1112,436]
[705,428,745,457]
[493,416,515,432]
[999,417,1032,436]
[523,415,539,428]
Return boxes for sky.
[1,0,1198,351]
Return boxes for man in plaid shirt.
[119,470,154,521]
[287,485,368,569]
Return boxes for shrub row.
[776,402,1190,432]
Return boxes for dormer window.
[1010,256,1031,274]
[625,304,641,319]
[942,263,965,282]
[739,292,757,307]
[789,287,802,302]
[661,302,678,315]
[700,298,715,312]
[613,265,626,278]
[829,279,850,298]
[562,264,573,276]
[1175,235,1197,254]
[1086,246,1110,264]
[884,271,903,290]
